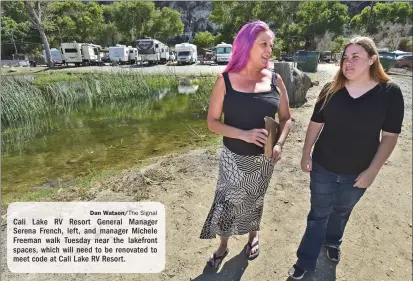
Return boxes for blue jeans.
[296,161,366,272]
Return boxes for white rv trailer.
[42,48,65,65]
[82,44,103,65]
[109,44,129,64]
[60,42,103,66]
[127,46,139,64]
[159,43,170,63]
[214,42,232,64]
[175,43,197,65]
[136,38,168,64]
[60,42,83,66]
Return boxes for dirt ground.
[1,64,412,281]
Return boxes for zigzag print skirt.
[200,145,275,239]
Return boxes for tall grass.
[1,70,179,154]
[190,76,216,114]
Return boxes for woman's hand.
[240,129,268,147]
[272,144,282,163]
[353,168,378,188]
[301,154,312,172]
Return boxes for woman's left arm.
[276,74,293,145]
[272,74,293,162]
[354,132,399,188]
[354,85,404,188]
[368,132,399,173]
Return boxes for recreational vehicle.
[42,48,65,65]
[60,42,103,66]
[82,44,103,65]
[109,44,129,64]
[60,42,83,66]
[128,46,139,64]
[214,42,232,64]
[159,43,170,63]
[175,43,197,65]
[136,38,169,64]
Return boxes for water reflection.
[178,85,199,94]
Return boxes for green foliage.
[331,36,350,53]
[1,0,185,57]
[272,38,284,58]
[1,16,30,40]
[293,2,349,48]
[32,72,81,85]
[1,1,30,22]
[94,22,122,47]
[350,2,413,34]
[111,1,155,42]
[208,1,349,51]
[193,31,216,48]
[146,7,184,43]
[399,37,413,52]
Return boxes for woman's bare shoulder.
[262,68,273,78]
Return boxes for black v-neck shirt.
[311,82,404,174]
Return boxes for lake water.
[1,79,216,204]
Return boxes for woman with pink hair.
[199,20,293,269]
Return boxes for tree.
[398,37,413,52]
[314,31,334,52]
[24,1,53,67]
[293,2,350,49]
[209,1,241,43]
[146,7,184,43]
[1,16,30,56]
[1,1,31,22]
[193,31,216,48]
[331,36,350,53]
[46,2,105,46]
[350,2,413,35]
[95,22,122,47]
[372,23,411,51]
[1,1,40,57]
[111,2,155,42]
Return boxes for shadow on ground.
[286,247,337,281]
[189,246,337,281]
[190,248,249,281]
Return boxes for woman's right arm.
[301,121,324,172]
[207,74,268,147]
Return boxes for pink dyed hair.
[223,20,274,73]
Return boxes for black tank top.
[222,71,280,155]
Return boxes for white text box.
[7,202,165,273]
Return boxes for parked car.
[319,51,332,63]
[395,55,413,69]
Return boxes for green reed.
[1,70,180,154]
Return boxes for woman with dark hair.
[199,20,293,269]
[288,36,405,280]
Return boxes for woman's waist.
[223,138,264,156]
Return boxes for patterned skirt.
[200,145,275,239]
